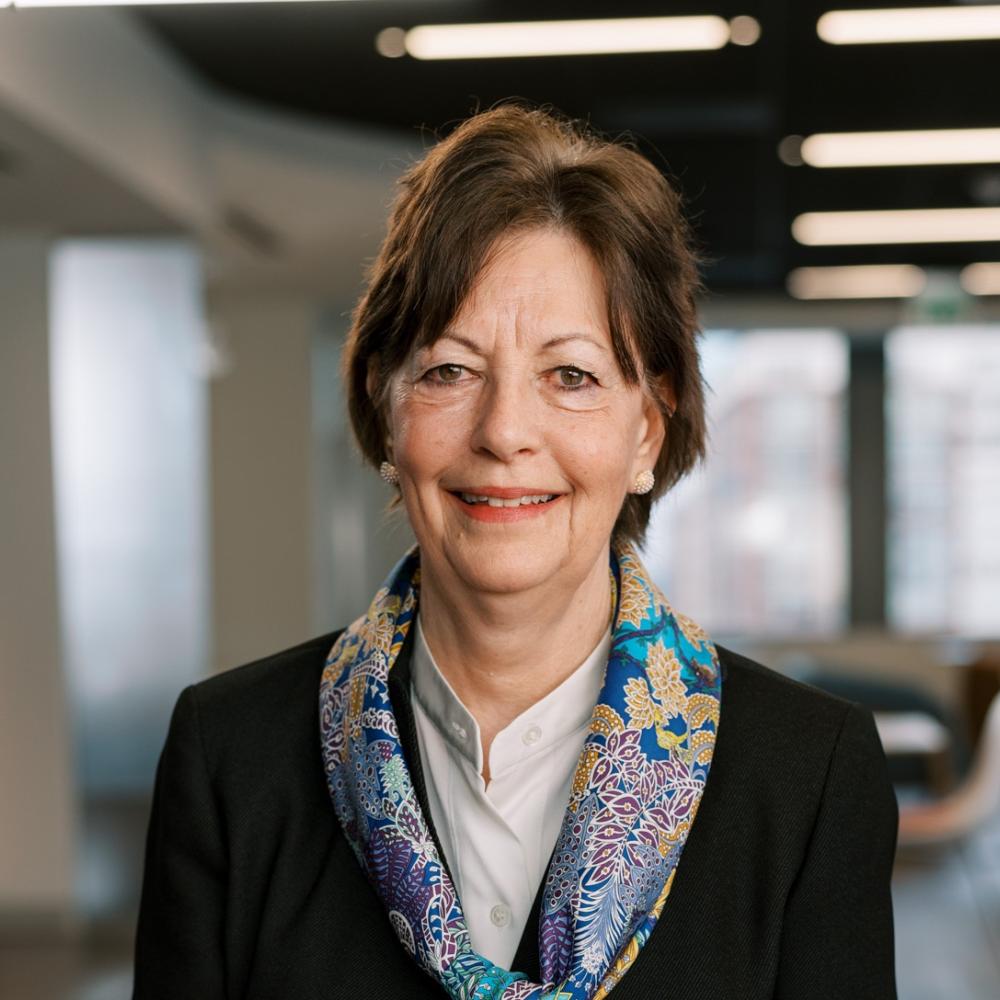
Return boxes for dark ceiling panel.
[136,0,1000,291]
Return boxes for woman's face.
[385,226,667,597]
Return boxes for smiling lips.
[447,486,564,522]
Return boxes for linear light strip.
[403,16,733,60]
[12,0,338,5]
[793,208,1000,246]
[818,6,1000,44]
[800,127,1000,168]
[961,262,1000,295]
[787,264,927,299]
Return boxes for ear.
[631,377,673,479]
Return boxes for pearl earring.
[632,470,655,495]
[379,461,399,486]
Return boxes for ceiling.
[0,103,178,235]
[137,1,999,292]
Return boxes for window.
[641,330,848,638]
[886,325,1000,636]
[50,239,210,795]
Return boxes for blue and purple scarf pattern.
[319,541,721,1000]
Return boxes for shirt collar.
[410,614,612,778]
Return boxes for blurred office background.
[1,2,998,997]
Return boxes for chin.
[444,538,568,596]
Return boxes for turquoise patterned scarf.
[319,541,722,1000]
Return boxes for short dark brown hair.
[343,102,707,546]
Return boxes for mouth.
[445,486,565,520]
[451,491,559,508]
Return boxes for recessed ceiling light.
[777,135,806,167]
[375,27,407,59]
[787,264,926,299]
[396,16,734,60]
[799,127,1000,167]
[818,5,1000,45]
[792,208,1000,246]
[728,16,762,46]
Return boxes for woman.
[133,104,898,999]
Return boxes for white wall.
[208,288,318,671]
[0,235,76,918]
[311,316,414,635]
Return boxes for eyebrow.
[435,332,484,355]
[541,333,610,354]
[434,331,610,354]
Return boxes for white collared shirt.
[410,615,611,969]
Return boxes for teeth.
[459,493,555,506]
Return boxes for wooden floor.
[1,796,998,999]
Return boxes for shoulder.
[694,646,896,879]
[711,643,888,792]
[191,630,342,707]
[715,641,855,726]
[173,629,344,774]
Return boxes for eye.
[425,363,466,384]
[554,366,596,390]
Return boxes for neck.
[417,549,613,781]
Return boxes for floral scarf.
[319,541,722,1000]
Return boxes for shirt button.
[522,725,542,746]
[490,903,511,928]
[451,720,468,741]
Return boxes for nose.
[468,368,543,463]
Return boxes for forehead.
[442,227,610,343]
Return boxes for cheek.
[551,413,635,493]
[393,400,469,474]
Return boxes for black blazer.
[133,626,899,999]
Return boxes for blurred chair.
[871,709,954,795]
[897,688,1000,848]
[961,655,1000,756]
[789,662,970,794]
